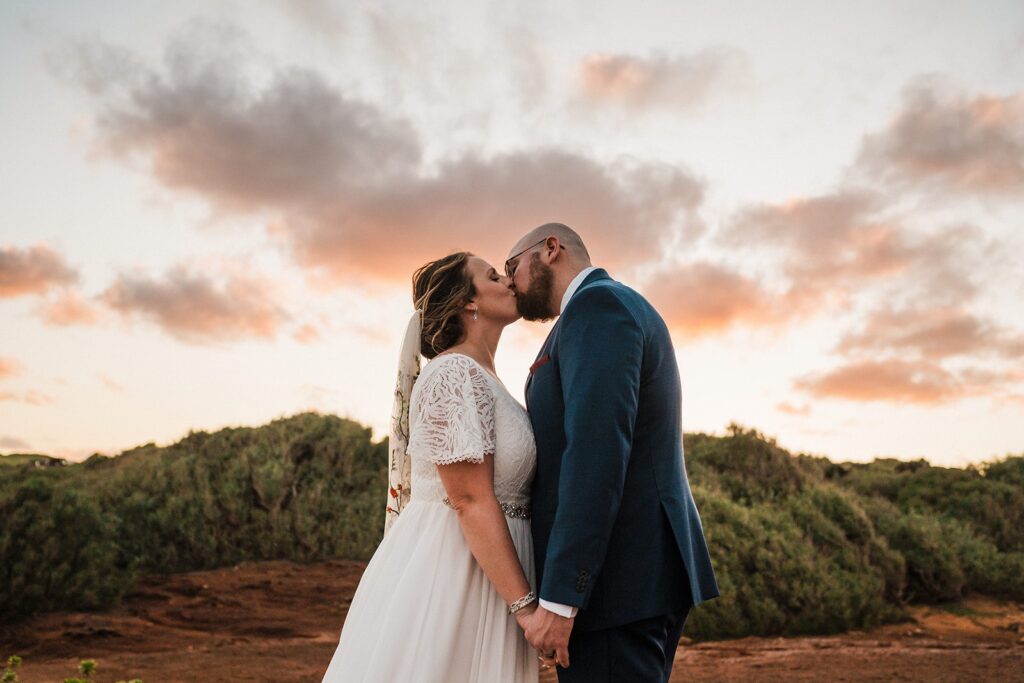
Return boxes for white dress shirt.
[538,266,598,619]
[558,266,598,316]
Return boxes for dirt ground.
[2,559,1022,682]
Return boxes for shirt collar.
[559,266,599,315]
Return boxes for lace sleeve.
[407,355,497,465]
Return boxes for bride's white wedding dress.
[322,352,539,682]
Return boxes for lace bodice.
[406,353,537,507]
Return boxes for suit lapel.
[525,321,558,396]
[523,269,613,398]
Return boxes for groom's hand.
[522,605,574,668]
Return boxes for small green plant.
[63,658,96,683]
[2,655,21,683]
[57,658,142,683]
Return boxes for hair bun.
[411,252,477,359]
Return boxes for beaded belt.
[442,497,531,519]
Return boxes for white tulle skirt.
[322,499,539,682]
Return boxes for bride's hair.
[412,251,478,359]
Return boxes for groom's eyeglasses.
[505,238,564,280]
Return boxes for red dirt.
[2,559,1022,682]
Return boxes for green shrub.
[687,484,901,640]
[835,457,1024,552]
[685,425,806,503]
[2,655,22,683]
[3,414,1021,643]
[861,498,965,602]
[0,412,386,622]
[0,479,127,619]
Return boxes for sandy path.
[2,559,1021,682]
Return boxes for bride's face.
[466,256,520,324]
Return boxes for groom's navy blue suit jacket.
[525,268,719,632]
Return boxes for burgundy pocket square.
[529,354,550,375]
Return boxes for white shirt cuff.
[539,598,578,618]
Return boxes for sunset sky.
[2,0,1023,466]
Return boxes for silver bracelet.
[508,591,537,614]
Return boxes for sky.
[2,0,1023,466]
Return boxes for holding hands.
[514,603,574,670]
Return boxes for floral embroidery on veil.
[385,309,422,534]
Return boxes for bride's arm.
[436,456,537,624]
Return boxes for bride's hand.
[513,601,538,632]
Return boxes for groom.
[508,224,719,682]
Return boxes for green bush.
[0,412,386,622]
[861,499,965,602]
[685,425,806,503]
[833,457,1024,552]
[2,415,1021,642]
[3,655,22,683]
[686,482,901,640]
[0,478,127,618]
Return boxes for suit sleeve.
[539,285,643,608]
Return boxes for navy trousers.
[555,606,692,683]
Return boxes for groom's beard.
[515,257,557,322]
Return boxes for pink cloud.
[796,359,960,404]
[728,192,914,287]
[775,401,811,416]
[0,357,21,380]
[36,289,102,326]
[0,244,78,298]
[724,191,993,317]
[56,32,704,285]
[293,322,321,344]
[642,261,788,337]
[284,151,704,282]
[578,48,747,109]
[747,195,1023,407]
[796,359,1014,405]
[857,82,1024,196]
[100,265,291,344]
[837,305,1024,361]
[0,390,56,406]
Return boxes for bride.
[322,251,541,682]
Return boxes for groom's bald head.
[510,223,591,266]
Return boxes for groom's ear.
[545,237,564,263]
